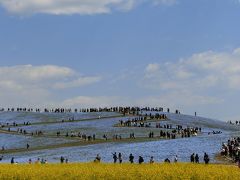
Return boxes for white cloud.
[144,48,240,91]
[153,0,177,6]
[53,76,101,89]
[140,92,223,106]
[145,63,159,74]
[0,65,74,82]
[0,80,21,90]
[0,65,101,107]
[62,96,123,108]
[0,65,101,89]
[60,90,223,110]
[0,0,177,15]
[136,48,240,112]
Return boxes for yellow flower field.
[0,163,239,180]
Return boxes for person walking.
[195,154,199,163]
[129,154,134,163]
[174,155,178,163]
[190,153,195,163]
[112,152,117,163]
[60,156,65,163]
[204,153,210,164]
[11,157,14,164]
[118,153,122,164]
[94,154,101,163]
[139,156,144,164]
[150,156,154,164]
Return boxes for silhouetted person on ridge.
[150,156,154,164]
[118,153,122,164]
[129,154,134,163]
[139,156,144,164]
[164,158,171,163]
[11,157,14,164]
[112,152,117,163]
[94,154,101,163]
[60,156,64,163]
[195,154,199,163]
[174,155,178,163]
[204,153,210,164]
[190,153,195,163]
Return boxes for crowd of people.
[0,106,171,115]
[159,130,176,139]
[16,128,44,136]
[94,154,178,164]
[2,106,234,168]
[118,114,167,127]
[228,120,240,126]
[1,126,204,153]
[63,131,96,141]
[2,152,212,165]
[98,152,210,164]
[190,153,209,164]
[208,131,222,135]
[221,137,240,163]
[10,157,49,164]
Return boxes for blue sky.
[0,0,240,121]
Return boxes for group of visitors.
[92,153,209,164]
[60,156,69,163]
[2,152,212,165]
[228,121,240,126]
[16,129,43,136]
[119,116,147,127]
[0,121,31,128]
[119,114,167,128]
[221,137,240,163]
[190,153,209,164]
[109,153,145,164]
[112,152,123,163]
[64,131,96,141]
[190,153,200,163]
[0,106,172,116]
[159,130,176,139]
[9,157,48,164]
[208,131,222,135]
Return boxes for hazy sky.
[0,0,240,121]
